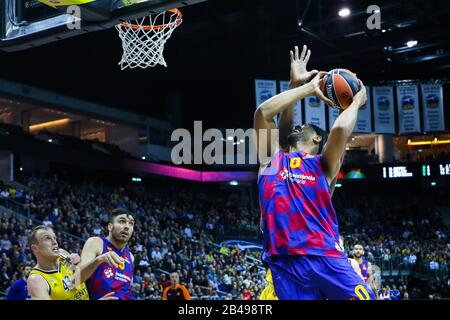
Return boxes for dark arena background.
[0,0,449,305]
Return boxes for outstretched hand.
[289,45,318,88]
[96,251,124,267]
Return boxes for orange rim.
[120,8,182,31]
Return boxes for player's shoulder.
[87,236,104,244]
[27,272,47,287]
[84,236,104,250]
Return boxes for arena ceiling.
[0,0,449,129]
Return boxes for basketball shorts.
[266,255,375,300]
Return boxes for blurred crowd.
[0,175,448,300]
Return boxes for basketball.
[320,68,361,109]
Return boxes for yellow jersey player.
[27,225,116,300]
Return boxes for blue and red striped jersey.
[258,150,346,259]
[86,237,134,300]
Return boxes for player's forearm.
[257,83,312,122]
[79,257,102,283]
[278,106,294,147]
[331,103,359,138]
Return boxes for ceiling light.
[406,40,418,48]
[338,8,351,17]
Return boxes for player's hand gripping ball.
[320,68,361,110]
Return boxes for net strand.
[115,10,182,70]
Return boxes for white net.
[115,9,182,70]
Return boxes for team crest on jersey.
[290,158,301,169]
[104,267,114,278]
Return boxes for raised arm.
[79,237,124,283]
[278,45,318,148]
[254,72,331,170]
[322,84,367,181]
[79,237,104,283]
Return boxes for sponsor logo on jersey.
[104,267,114,278]
[279,168,316,184]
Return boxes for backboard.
[0,0,206,52]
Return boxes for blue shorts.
[267,255,375,300]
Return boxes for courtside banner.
[421,84,445,132]
[354,86,372,133]
[397,85,421,134]
[304,96,326,131]
[255,79,277,124]
[280,81,302,127]
[328,106,340,132]
[373,86,395,134]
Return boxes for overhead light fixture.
[229,180,238,186]
[382,29,386,33]
[48,139,53,143]
[352,137,355,141]
[406,40,418,48]
[141,156,146,160]
[227,136,233,141]
[29,118,70,132]
[407,139,450,146]
[338,8,351,17]
[239,139,244,143]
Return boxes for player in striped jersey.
[255,44,374,300]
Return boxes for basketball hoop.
[115,9,182,70]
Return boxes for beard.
[111,226,130,244]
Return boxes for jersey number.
[290,158,301,169]
[62,276,71,291]
[354,285,370,300]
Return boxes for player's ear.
[108,223,113,232]
[313,134,322,144]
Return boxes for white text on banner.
[421,84,445,132]
[373,86,395,134]
[354,86,372,133]
[255,79,278,124]
[397,85,421,134]
[304,96,326,131]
